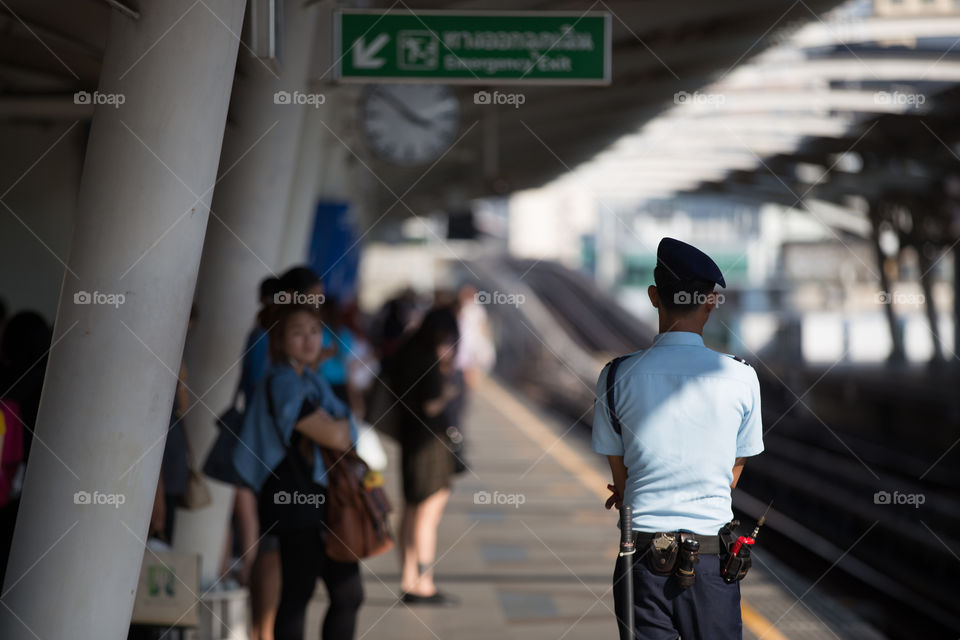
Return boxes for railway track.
[471,258,959,638]
[736,381,960,638]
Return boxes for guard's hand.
[604,484,622,510]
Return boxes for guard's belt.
[632,531,723,555]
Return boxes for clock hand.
[377,90,434,128]
[422,105,457,123]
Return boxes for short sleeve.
[268,369,304,443]
[736,370,764,458]
[592,363,625,456]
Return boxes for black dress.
[392,349,455,504]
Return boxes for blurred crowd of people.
[0,267,496,640]
[0,302,51,588]
[217,269,495,639]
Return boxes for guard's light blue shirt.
[592,331,764,535]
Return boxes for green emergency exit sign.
[334,10,611,85]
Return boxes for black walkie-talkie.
[675,538,700,589]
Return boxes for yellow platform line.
[742,601,790,640]
[478,375,789,640]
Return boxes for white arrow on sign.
[353,33,389,69]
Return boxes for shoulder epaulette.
[725,353,752,367]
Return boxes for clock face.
[361,84,460,166]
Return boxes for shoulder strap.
[724,353,752,367]
[605,355,631,435]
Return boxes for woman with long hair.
[389,306,462,605]
[234,299,363,640]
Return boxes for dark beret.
[656,237,725,288]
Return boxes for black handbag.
[258,385,328,533]
[257,443,327,534]
[446,370,468,475]
[202,386,245,485]
[446,425,467,475]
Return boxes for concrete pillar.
[276,6,355,270]
[276,89,353,270]
[277,90,367,274]
[596,195,620,291]
[276,88,362,271]
[916,241,943,363]
[277,103,326,269]
[954,246,960,367]
[175,0,320,587]
[0,1,245,638]
[870,204,905,363]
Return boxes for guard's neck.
[658,314,705,335]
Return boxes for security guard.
[593,237,764,640]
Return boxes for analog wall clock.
[361,84,460,166]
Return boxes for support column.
[596,195,620,291]
[175,0,320,587]
[276,5,356,270]
[916,242,943,363]
[276,89,346,270]
[277,87,365,270]
[870,204,905,363]
[955,246,960,365]
[0,1,245,638]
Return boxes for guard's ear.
[648,284,660,309]
[704,289,721,313]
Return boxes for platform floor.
[304,376,886,640]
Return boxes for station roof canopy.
[551,4,960,241]
[0,0,846,215]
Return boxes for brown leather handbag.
[320,447,394,562]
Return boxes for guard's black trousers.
[613,552,742,640]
